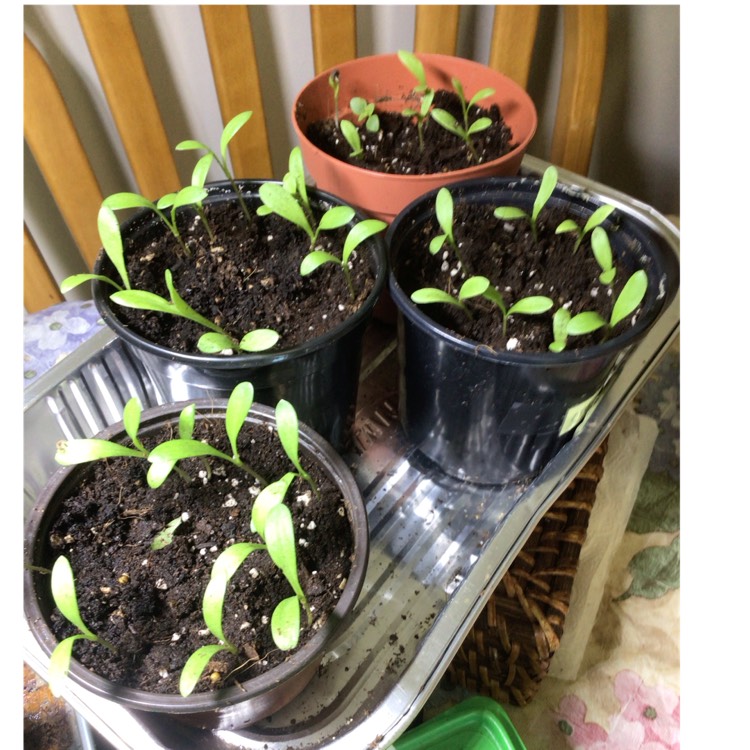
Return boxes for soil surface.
[37,416,355,695]
[393,200,652,354]
[99,196,378,354]
[304,89,515,175]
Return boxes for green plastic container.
[391,696,527,750]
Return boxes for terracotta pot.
[92,179,387,453]
[293,53,538,224]
[24,399,370,731]
[387,175,680,484]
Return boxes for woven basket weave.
[446,438,609,706]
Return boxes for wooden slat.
[200,5,273,178]
[488,5,540,88]
[24,225,63,313]
[550,5,608,176]
[75,5,180,199]
[23,35,103,269]
[310,5,357,74]
[414,5,460,55]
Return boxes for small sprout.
[328,70,340,126]
[430,77,495,163]
[48,556,112,697]
[555,203,615,254]
[175,110,254,224]
[151,515,184,550]
[274,400,318,495]
[398,50,435,152]
[340,118,363,158]
[299,218,387,299]
[350,97,380,133]
[494,165,558,242]
[403,88,434,152]
[590,226,616,285]
[428,187,466,269]
[397,50,429,93]
[549,307,572,353]
[59,206,130,295]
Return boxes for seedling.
[340,118,363,158]
[189,152,219,243]
[555,202,615,254]
[47,556,112,697]
[175,110,254,224]
[402,88,435,152]
[431,77,495,163]
[299,217,387,299]
[397,49,430,94]
[590,226,616,285]
[151,513,189,550]
[554,269,649,350]
[350,96,380,133]
[55,397,149,465]
[398,50,435,152]
[60,206,131,295]
[412,275,553,338]
[328,69,341,126]
[428,187,466,269]
[549,307,572,353]
[110,269,280,355]
[494,165,558,242]
[274,399,318,495]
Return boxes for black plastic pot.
[387,175,680,484]
[92,180,387,453]
[24,400,369,731]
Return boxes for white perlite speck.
[155,579,168,590]
[506,338,519,351]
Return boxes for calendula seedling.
[403,88,435,152]
[55,397,149,466]
[47,556,112,697]
[398,49,430,93]
[299,217,387,299]
[110,269,279,356]
[328,70,341,126]
[494,165,558,243]
[549,307,572,353]
[189,153,219,243]
[555,203,615,254]
[151,513,188,550]
[181,465,313,696]
[412,276,554,339]
[398,50,435,152]
[274,399,318,496]
[340,118,363,158]
[590,226,616,285]
[431,77,495,163]
[175,110,254,224]
[350,96,380,133]
[560,269,649,348]
[60,206,131,295]
[428,187,466,269]
[146,381,268,489]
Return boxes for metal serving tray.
[23,157,680,750]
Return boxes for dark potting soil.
[100,197,377,354]
[304,89,515,175]
[41,417,355,695]
[394,201,652,354]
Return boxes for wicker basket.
[446,438,609,706]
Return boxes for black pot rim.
[93,179,388,369]
[386,173,680,366]
[23,400,369,716]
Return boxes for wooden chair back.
[23,5,607,313]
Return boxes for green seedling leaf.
[435,187,454,240]
[151,515,185,550]
[469,87,496,108]
[220,110,253,162]
[340,119,363,157]
[226,381,254,460]
[300,250,340,276]
[48,635,88,697]
[342,218,387,265]
[458,275,490,301]
[275,399,309,480]
[319,205,356,232]
[271,596,301,650]
[179,644,232,697]
[97,205,130,289]
[197,332,236,354]
[51,556,98,640]
[251,472,296,537]
[610,269,648,328]
[411,287,466,310]
[533,165,557,224]
[179,403,196,439]
[508,296,554,316]
[466,117,492,136]
[397,49,428,91]
[258,182,314,239]
[239,329,280,352]
[549,307,572,352]
[122,397,145,452]
[55,438,144,465]
[191,153,214,188]
[494,206,528,221]
[146,439,229,488]
[567,310,607,336]
[430,108,462,137]
[591,226,616,284]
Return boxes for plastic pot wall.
[387,175,680,484]
[24,401,369,731]
[93,180,387,453]
[293,53,538,224]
